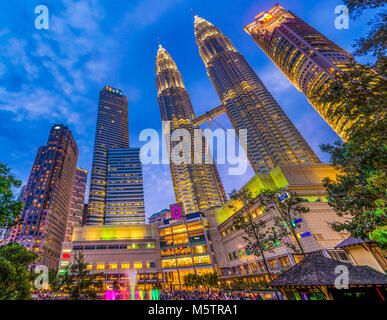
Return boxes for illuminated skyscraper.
[194,15,319,173]
[15,125,78,269]
[244,4,354,140]
[156,45,227,214]
[105,148,145,224]
[87,86,129,225]
[65,168,88,242]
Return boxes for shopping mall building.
[59,164,387,290]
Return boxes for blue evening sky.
[0,0,379,218]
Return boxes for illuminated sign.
[297,232,311,238]
[291,218,302,227]
[62,253,71,259]
[258,12,273,24]
[278,192,289,202]
[169,202,184,221]
[171,206,182,220]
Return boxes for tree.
[0,162,24,230]
[0,243,39,300]
[315,1,387,248]
[257,189,309,255]
[228,189,277,283]
[183,273,200,289]
[345,0,386,67]
[201,272,219,290]
[57,253,103,300]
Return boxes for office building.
[105,148,146,225]
[15,125,78,269]
[87,86,129,225]
[64,168,88,242]
[244,4,355,139]
[193,15,319,173]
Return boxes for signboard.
[258,12,273,24]
[278,192,289,202]
[169,202,184,221]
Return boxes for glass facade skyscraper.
[156,44,227,214]
[87,86,130,225]
[194,15,320,174]
[106,148,145,224]
[244,4,354,140]
[15,124,78,269]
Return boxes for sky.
[0,0,379,219]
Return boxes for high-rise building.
[244,4,354,140]
[15,124,78,269]
[64,168,88,242]
[155,44,227,214]
[193,15,320,174]
[105,148,146,224]
[87,86,129,225]
[82,204,88,226]
[17,185,26,201]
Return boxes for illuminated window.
[172,225,187,234]
[159,228,172,236]
[121,263,130,269]
[96,264,105,270]
[161,259,176,268]
[133,262,142,269]
[193,255,211,266]
[86,264,92,270]
[177,257,193,267]
[109,263,117,269]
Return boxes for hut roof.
[268,255,387,287]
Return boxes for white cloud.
[259,64,293,94]
[0,0,124,127]
[63,0,105,32]
[122,0,181,28]
[3,38,39,79]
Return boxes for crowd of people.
[159,290,271,300]
[33,289,278,300]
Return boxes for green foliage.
[152,282,163,290]
[257,189,309,254]
[316,1,387,249]
[228,189,276,280]
[0,243,39,300]
[224,278,268,292]
[183,272,219,290]
[0,162,24,229]
[344,0,386,60]
[56,253,103,300]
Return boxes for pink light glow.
[104,290,117,300]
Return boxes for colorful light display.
[171,206,182,220]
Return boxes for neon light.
[291,218,302,227]
[62,253,71,259]
[297,232,311,238]
[104,290,117,300]
[258,12,273,23]
[171,205,182,220]
[278,192,289,202]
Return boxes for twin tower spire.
[155,15,320,213]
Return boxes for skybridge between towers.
[191,104,227,127]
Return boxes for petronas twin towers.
[156,45,227,213]
[156,15,320,213]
